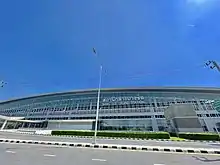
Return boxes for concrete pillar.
[152,118,159,131]
[13,121,17,129]
[1,120,7,130]
[153,98,159,131]
[28,123,31,128]
[21,122,25,128]
[196,99,213,132]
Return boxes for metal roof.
[0,115,24,120]
[1,86,220,104]
[48,120,94,123]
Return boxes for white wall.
[47,122,92,130]
[178,128,204,133]
[203,118,220,132]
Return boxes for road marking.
[92,158,107,162]
[6,150,16,154]
[43,154,56,157]
[154,164,165,165]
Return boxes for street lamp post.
[92,47,103,144]
[93,65,102,144]
[0,81,7,88]
[205,60,220,72]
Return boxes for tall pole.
[206,60,220,72]
[93,65,102,144]
[0,81,7,88]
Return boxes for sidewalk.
[0,137,220,155]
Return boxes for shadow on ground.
[192,156,220,162]
[209,143,220,147]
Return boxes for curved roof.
[0,115,24,120]
[1,86,220,104]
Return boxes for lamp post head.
[0,81,7,87]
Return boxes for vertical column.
[21,122,25,129]
[173,97,178,104]
[197,99,212,132]
[152,98,159,131]
[89,101,93,119]
[76,103,79,117]
[1,120,7,130]
[46,101,56,120]
[27,99,35,118]
[13,121,17,129]
[68,99,74,119]
[28,122,31,128]
[90,101,92,110]
[76,103,79,110]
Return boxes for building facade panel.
[0,87,220,132]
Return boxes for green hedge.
[169,132,178,137]
[51,131,220,141]
[52,130,94,136]
[178,132,220,141]
[51,130,170,139]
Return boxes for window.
[197,114,202,117]
[202,126,208,132]
[100,115,151,119]
[155,115,164,118]
[210,114,216,117]
[92,106,97,109]
[158,126,165,131]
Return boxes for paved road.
[1,132,220,149]
[0,143,220,165]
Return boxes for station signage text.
[102,96,145,105]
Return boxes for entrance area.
[0,115,48,130]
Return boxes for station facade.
[0,87,220,132]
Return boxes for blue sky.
[1,0,220,100]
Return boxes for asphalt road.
[1,143,220,165]
[1,132,220,149]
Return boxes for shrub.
[52,130,94,136]
[169,132,178,137]
[178,132,220,141]
[51,130,170,139]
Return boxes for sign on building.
[102,96,145,105]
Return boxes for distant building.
[0,87,220,132]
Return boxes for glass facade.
[0,87,220,132]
